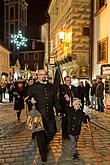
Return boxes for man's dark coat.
[28,81,60,142]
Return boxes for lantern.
[27,104,44,133]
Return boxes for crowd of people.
[0,71,105,162]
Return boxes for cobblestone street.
[0,95,110,165]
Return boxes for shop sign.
[80,66,88,78]
[101,64,110,75]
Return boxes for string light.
[10,31,27,49]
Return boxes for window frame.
[97,37,108,64]
[24,53,29,60]
[10,6,14,19]
[82,27,90,36]
[34,53,39,60]
[95,0,107,16]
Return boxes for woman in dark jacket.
[13,81,25,123]
[67,99,90,160]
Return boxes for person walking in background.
[2,84,6,99]
[85,80,90,106]
[27,69,61,162]
[67,99,90,160]
[90,79,97,109]
[95,77,104,112]
[13,80,25,123]
[77,81,85,110]
[8,83,14,103]
[59,76,78,139]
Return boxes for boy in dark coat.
[67,99,90,160]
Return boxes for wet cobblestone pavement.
[0,95,110,165]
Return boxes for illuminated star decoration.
[10,31,27,49]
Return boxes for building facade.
[41,22,53,77]
[3,0,28,50]
[20,40,45,71]
[48,0,92,81]
[2,0,45,79]
[0,0,4,41]
[0,39,10,79]
[93,0,110,107]
[93,0,110,79]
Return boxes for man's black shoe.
[41,156,47,162]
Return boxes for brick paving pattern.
[0,95,110,165]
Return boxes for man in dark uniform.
[27,69,60,162]
[59,76,78,139]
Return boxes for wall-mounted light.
[58,31,70,47]
[59,31,65,43]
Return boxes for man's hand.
[31,98,36,104]
[64,94,70,101]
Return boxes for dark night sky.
[26,0,50,26]
[0,0,50,40]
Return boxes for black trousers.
[62,114,68,138]
[85,94,90,106]
[34,131,47,158]
[9,93,13,102]
[42,118,57,144]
